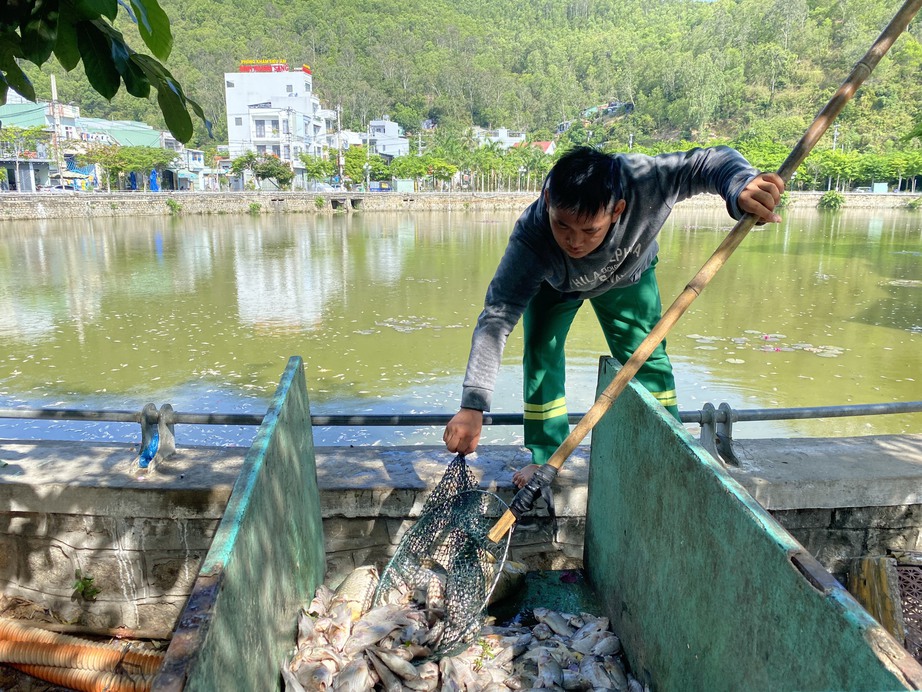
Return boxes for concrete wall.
[584,357,922,691]
[1,190,918,220]
[0,441,247,635]
[774,506,922,584]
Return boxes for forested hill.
[27,0,922,151]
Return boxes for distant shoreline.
[1,190,919,221]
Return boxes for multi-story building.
[224,60,329,188]
[366,116,409,160]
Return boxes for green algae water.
[0,206,918,445]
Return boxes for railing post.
[699,403,720,461]
[716,402,740,466]
[157,403,177,461]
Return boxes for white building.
[366,116,409,159]
[474,126,526,150]
[224,60,329,188]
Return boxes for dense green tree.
[253,156,293,189]
[120,145,177,189]
[231,151,293,189]
[3,0,209,142]
[298,153,334,185]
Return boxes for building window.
[282,119,290,135]
[234,117,242,126]
[286,84,293,93]
[270,119,279,136]
[283,145,290,159]
[255,120,265,137]
[271,145,280,157]
[305,81,311,93]
[226,80,234,88]
[256,145,267,155]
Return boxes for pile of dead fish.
[282,565,650,691]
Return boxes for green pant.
[522,258,679,465]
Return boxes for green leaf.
[156,79,192,143]
[128,0,171,61]
[22,0,60,65]
[117,49,149,98]
[0,54,36,101]
[74,0,117,21]
[53,2,80,70]
[76,20,119,99]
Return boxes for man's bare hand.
[443,408,483,455]
[512,463,540,489]
[739,172,785,224]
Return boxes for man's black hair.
[546,146,621,218]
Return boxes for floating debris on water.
[684,331,846,359]
[881,279,922,288]
[283,565,650,691]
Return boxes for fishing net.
[373,454,512,658]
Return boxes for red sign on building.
[239,60,289,73]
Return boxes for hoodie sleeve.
[460,231,548,412]
[653,146,760,219]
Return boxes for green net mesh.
[373,455,512,658]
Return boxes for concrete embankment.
[1,190,919,220]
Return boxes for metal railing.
[0,400,919,468]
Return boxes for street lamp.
[518,166,526,192]
[363,162,371,192]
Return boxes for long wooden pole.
[488,0,922,544]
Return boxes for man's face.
[546,195,626,259]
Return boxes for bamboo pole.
[488,0,922,544]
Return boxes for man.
[443,145,784,488]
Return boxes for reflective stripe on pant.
[522,258,679,465]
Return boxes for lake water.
[0,206,919,448]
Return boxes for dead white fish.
[297,610,323,649]
[535,649,564,688]
[604,657,629,689]
[532,622,553,640]
[295,661,336,692]
[344,606,415,656]
[571,616,609,641]
[332,657,373,692]
[308,584,335,617]
[403,661,439,691]
[534,607,575,637]
[332,565,379,621]
[561,668,583,690]
[590,634,622,657]
[579,655,615,689]
[371,647,419,681]
[570,629,610,656]
[626,676,644,692]
[438,656,465,692]
[365,649,402,692]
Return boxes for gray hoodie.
[460,146,760,412]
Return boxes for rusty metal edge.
[149,569,224,691]
[791,549,922,690]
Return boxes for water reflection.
[0,207,918,445]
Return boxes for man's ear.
[611,199,626,221]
